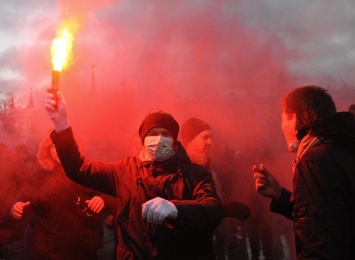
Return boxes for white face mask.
[144,135,175,161]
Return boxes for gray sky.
[1,0,355,107]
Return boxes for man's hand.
[252,163,282,199]
[10,201,30,220]
[86,196,105,214]
[142,197,178,224]
[106,214,116,229]
[45,91,69,131]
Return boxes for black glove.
[222,201,250,221]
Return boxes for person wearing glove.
[10,131,113,259]
[252,85,355,259]
[45,91,222,260]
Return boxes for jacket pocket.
[293,206,325,245]
[294,215,315,241]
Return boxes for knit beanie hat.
[139,110,179,144]
[181,118,211,146]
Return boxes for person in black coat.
[252,85,355,259]
[181,118,250,259]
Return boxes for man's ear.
[185,140,194,150]
[292,113,305,134]
[291,113,298,134]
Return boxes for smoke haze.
[1,1,355,257]
[1,0,354,205]
[1,0,354,189]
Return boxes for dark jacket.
[51,128,223,260]
[0,146,29,244]
[23,161,110,259]
[271,112,355,259]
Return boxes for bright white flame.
[51,29,73,71]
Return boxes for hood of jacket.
[306,112,355,152]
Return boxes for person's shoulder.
[303,141,351,161]
[185,161,204,169]
[183,162,212,178]
[299,142,355,179]
[116,156,142,167]
[30,161,48,174]
[29,163,52,182]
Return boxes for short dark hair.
[348,104,355,111]
[282,85,336,129]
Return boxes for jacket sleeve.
[99,193,117,216]
[50,127,117,197]
[270,187,293,220]
[168,164,223,234]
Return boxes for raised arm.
[45,91,70,132]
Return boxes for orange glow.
[51,27,74,71]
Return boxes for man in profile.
[252,86,355,258]
[181,117,250,259]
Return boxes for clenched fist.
[142,197,178,224]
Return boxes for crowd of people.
[0,85,354,259]
[0,132,117,259]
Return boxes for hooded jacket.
[19,135,115,260]
[51,128,223,260]
[271,112,355,259]
[25,163,107,259]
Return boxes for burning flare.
[48,23,76,108]
[51,28,74,71]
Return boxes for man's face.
[144,127,174,147]
[281,111,297,152]
[187,129,212,156]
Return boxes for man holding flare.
[45,91,222,259]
